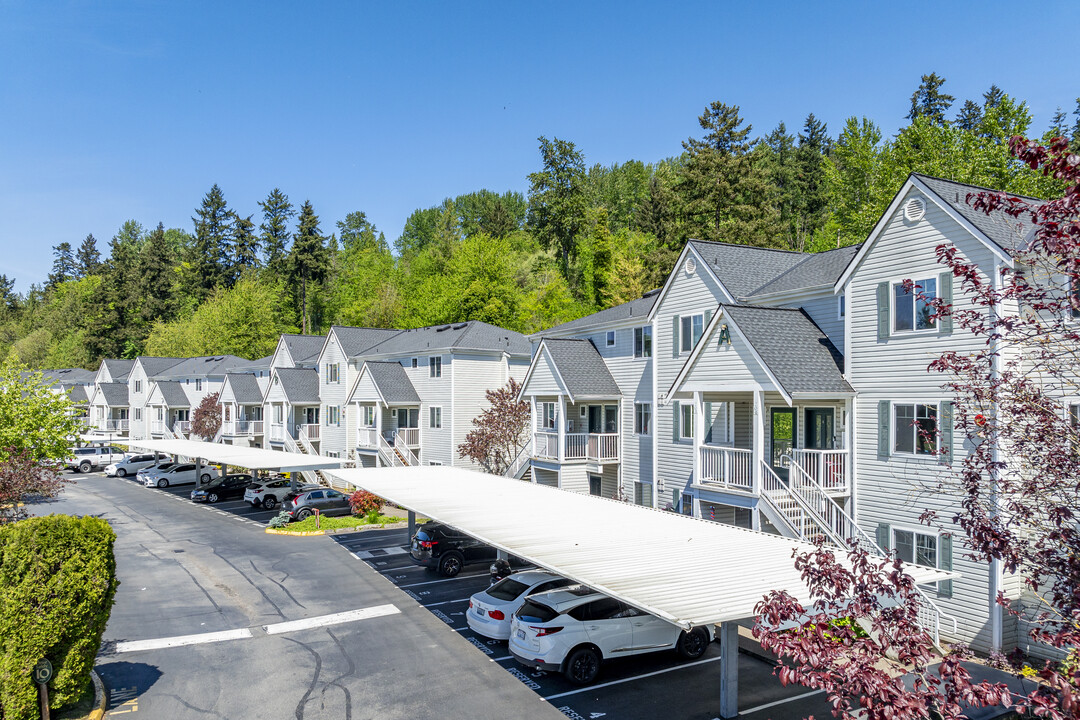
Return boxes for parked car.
[508,586,712,685]
[281,488,351,521]
[243,477,318,510]
[410,522,498,578]
[190,473,254,503]
[136,460,177,483]
[143,463,220,488]
[65,446,126,473]
[468,571,574,640]
[105,453,159,478]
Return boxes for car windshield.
[74,449,94,455]
[516,600,558,624]
[488,578,530,602]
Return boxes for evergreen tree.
[231,212,260,277]
[0,275,15,311]
[1071,98,1080,151]
[759,122,798,248]
[982,84,1005,111]
[189,184,232,299]
[678,101,780,247]
[139,222,176,325]
[258,188,294,275]
[955,100,983,131]
[796,113,831,248]
[1048,106,1067,137]
[287,201,330,334]
[527,136,588,277]
[76,234,101,277]
[337,211,386,252]
[636,160,681,251]
[907,72,954,125]
[48,243,76,287]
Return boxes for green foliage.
[347,489,383,516]
[0,358,79,464]
[267,510,291,528]
[188,184,233,300]
[288,200,331,334]
[258,188,295,276]
[0,515,118,720]
[528,136,588,275]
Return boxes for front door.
[805,408,835,450]
[589,474,602,496]
[770,407,797,482]
[588,406,602,434]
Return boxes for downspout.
[989,259,1003,653]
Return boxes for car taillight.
[488,610,505,621]
[253,488,263,493]
[532,626,562,636]
[418,540,437,549]
[468,600,473,609]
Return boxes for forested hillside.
[3,76,1074,369]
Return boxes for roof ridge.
[726,303,803,312]
[690,239,810,256]
[912,172,1045,204]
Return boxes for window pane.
[916,404,937,455]
[894,404,915,454]
[643,326,652,357]
[916,533,937,568]
[916,278,937,330]
[693,315,704,347]
[894,530,915,564]
[634,328,642,357]
[681,404,694,438]
[894,285,914,331]
[681,316,693,352]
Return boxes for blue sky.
[2,0,1077,292]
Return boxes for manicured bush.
[348,490,383,516]
[0,515,118,720]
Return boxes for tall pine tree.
[231,212,260,278]
[955,100,982,131]
[527,136,588,278]
[76,234,101,277]
[48,242,76,287]
[795,113,831,249]
[259,188,294,277]
[907,72,954,125]
[189,184,233,300]
[139,222,177,325]
[287,201,330,334]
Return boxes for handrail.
[377,435,406,467]
[503,437,534,478]
[281,433,322,486]
[393,432,420,465]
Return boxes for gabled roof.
[359,321,530,357]
[689,241,808,299]
[746,244,862,298]
[230,355,273,373]
[331,326,403,358]
[361,362,421,404]
[528,338,621,401]
[223,373,263,404]
[102,359,134,381]
[66,385,89,403]
[94,382,129,407]
[274,367,320,404]
[533,291,659,337]
[136,356,185,377]
[152,355,249,379]
[914,173,1043,254]
[38,368,95,385]
[281,335,326,366]
[149,381,190,408]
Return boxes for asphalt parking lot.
[110,469,285,525]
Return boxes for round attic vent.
[685,256,696,275]
[904,196,926,222]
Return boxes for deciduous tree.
[0,358,79,463]
[527,136,588,277]
[191,392,221,440]
[458,378,531,475]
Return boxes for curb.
[88,669,106,720]
[263,520,410,537]
[264,527,324,536]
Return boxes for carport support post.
[407,510,416,539]
[195,456,202,490]
[718,622,739,718]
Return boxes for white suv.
[105,453,159,478]
[66,446,127,473]
[468,571,573,640]
[143,463,219,488]
[508,586,711,685]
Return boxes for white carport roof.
[120,438,344,472]
[327,465,957,629]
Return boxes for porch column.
[752,390,765,495]
[557,393,565,463]
[693,391,704,487]
[375,403,383,467]
[717,621,739,718]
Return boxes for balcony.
[98,419,129,432]
[223,420,264,436]
[151,421,165,435]
[357,427,379,448]
[300,424,320,442]
[533,432,619,463]
[791,449,849,494]
[175,421,192,435]
[269,424,285,442]
[698,446,755,493]
[396,427,419,447]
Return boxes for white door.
[572,597,635,656]
[623,606,678,652]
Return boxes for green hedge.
[0,515,118,720]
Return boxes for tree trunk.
[302,270,308,334]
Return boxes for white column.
[718,621,739,718]
[557,393,565,463]
[753,390,765,494]
[375,403,383,467]
[693,391,703,487]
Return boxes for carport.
[326,465,956,718]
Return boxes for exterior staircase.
[502,438,534,481]
[281,433,326,487]
[760,459,958,649]
[377,434,417,468]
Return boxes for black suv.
[190,473,254,503]
[410,523,497,577]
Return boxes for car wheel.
[79,461,92,473]
[262,497,277,510]
[296,508,312,521]
[438,553,464,578]
[117,468,127,477]
[157,478,169,488]
[201,473,211,482]
[207,493,219,503]
[564,646,601,685]
[676,627,710,659]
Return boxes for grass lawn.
[278,513,405,533]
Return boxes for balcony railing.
[151,421,165,434]
[175,421,191,435]
[791,449,849,494]
[533,432,619,462]
[396,427,420,447]
[269,424,285,442]
[587,433,619,462]
[534,432,559,459]
[99,419,129,432]
[300,424,320,441]
[357,427,379,448]
[699,446,755,492]
[223,420,264,436]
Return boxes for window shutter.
[940,400,953,464]
[876,523,891,552]
[672,402,681,442]
[938,271,953,334]
[704,402,713,444]
[672,488,681,512]
[878,400,891,459]
[938,534,953,598]
[877,282,890,340]
[672,316,680,357]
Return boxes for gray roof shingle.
[689,242,808,299]
[364,362,421,404]
[332,327,403,358]
[914,173,1043,253]
[747,244,862,297]
[225,373,264,404]
[153,381,190,408]
[152,355,249,379]
[541,338,621,398]
[360,321,530,357]
[38,368,96,385]
[96,382,129,407]
[282,335,326,365]
[102,359,134,381]
[66,385,88,403]
[723,305,852,396]
[275,367,320,404]
[535,291,659,337]
[137,356,185,377]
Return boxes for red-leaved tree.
[0,449,71,524]
[458,378,531,475]
[191,392,221,440]
[754,136,1080,719]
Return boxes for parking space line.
[738,689,825,716]
[264,604,400,635]
[398,574,488,588]
[543,655,725,700]
[353,547,408,559]
[422,597,471,608]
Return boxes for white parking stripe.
[543,655,725,700]
[352,547,408,559]
[115,628,253,653]
[738,689,825,716]
[264,604,400,635]
[422,597,471,608]
[398,574,486,588]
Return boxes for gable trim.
[345,362,387,406]
[516,339,574,403]
[646,243,736,323]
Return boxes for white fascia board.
[741,284,834,304]
[516,340,573,404]
[313,328,338,368]
[791,391,856,399]
[345,363,387,406]
[646,243,735,323]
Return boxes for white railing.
[396,427,420,446]
[357,427,379,447]
[300,424,320,441]
[175,421,191,435]
[534,432,559,459]
[791,449,849,494]
[699,446,755,492]
[269,424,285,442]
[377,434,417,467]
[503,437,534,479]
[224,420,264,436]
[151,421,165,434]
[281,433,322,486]
[100,419,129,432]
[565,433,587,460]
[588,433,619,461]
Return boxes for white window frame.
[411,357,418,369]
[542,402,557,431]
[134,380,142,393]
[892,401,939,457]
[679,403,694,441]
[134,408,142,421]
[634,402,651,435]
[838,293,845,319]
[891,525,939,573]
[605,330,616,347]
[326,363,340,384]
[634,326,652,358]
[892,277,938,333]
[363,405,375,426]
[680,314,704,353]
[195,378,203,391]
[429,406,442,429]
[274,405,283,424]
[428,461,443,466]
[429,356,442,378]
